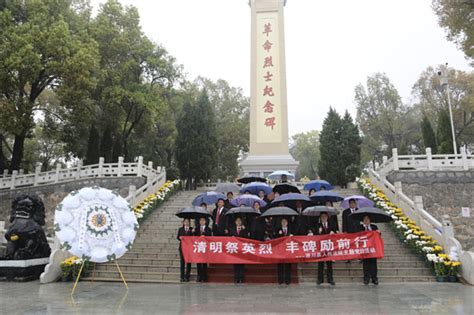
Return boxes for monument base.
[239,154,299,178]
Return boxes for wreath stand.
[71,260,128,295]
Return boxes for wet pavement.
[0,281,472,314]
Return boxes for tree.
[194,78,249,180]
[355,73,419,162]
[340,111,362,183]
[0,0,98,171]
[421,115,437,153]
[176,100,198,189]
[85,125,100,165]
[437,109,454,154]
[193,90,218,182]
[290,130,320,180]
[318,108,344,186]
[412,66,473,149]
[432,0,474,65]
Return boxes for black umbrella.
[302,206,338,217]
[260,206,299,217]
[269,193,312,209]
[348,207,392,223]
[175,206,212,219]
[237,176,267,184]
[225,207,261,216]
[309,191,344,203]
[272,183,301,194]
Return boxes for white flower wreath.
[54,186,139,263]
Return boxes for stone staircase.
[85,187,434,283]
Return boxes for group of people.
[177,188,380,285]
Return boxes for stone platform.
[0,257,49,281]
[0,281,472,314]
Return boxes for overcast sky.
[92,0,471,136]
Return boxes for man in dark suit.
[212,198,228,236]
[342,199,359,233]
[342,198,359,263]
[177,218,194,282]
[292,201,308,235]
[317,212,337,285]
[194,217,212,282]
[229,217,250,283]
[275,218,293,285]
[357,215,380,285]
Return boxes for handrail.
[375,147,473,175]
[0,156,162,191]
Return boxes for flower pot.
[447,275,458,282]
[435,276,447,282]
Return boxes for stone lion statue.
[2,194,51,260]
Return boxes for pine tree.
[318,108,344,185]
[340,111,362,185]
[421,115,437,154]
[194,90,218,182]
[85,125,100,165]
[176,100,198,189]
[100,126,114,162]
[437,110,454,154]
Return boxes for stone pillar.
[239,0,298,176]
[461,146,468,170]
[98,157,105,176]
[392,148,399,171]
[55,163,61,183]
[117,156,124,176]
[137,156,143,177]
[426,147,433,170]
[3,169,8,178]
[414,196,424,226]
[128,185,136,205]
[76,160,82,180]
[34,162,42,186]
[19,169,24,175]
[10,170,17,189]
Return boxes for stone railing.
[0,156,164,191]
[37,156,167,284]
[374,147,473,176]
[367,166,474,284]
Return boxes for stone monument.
[240,0,298,177]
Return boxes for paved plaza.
[0,281,472,314]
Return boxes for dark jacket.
[342,208,359,233]
[316,220,338,235]
[228,226,250,238]
[194,225,212,236]
[212,207,229,235]
[357,223,379,232]
[177,226,194,249]
[275,226,292,238]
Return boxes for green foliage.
[437,109,454,154]
[290,130,320,180]
[0,0,99,171]
[340,111,362,182]
[412,66,473,149]
[356,73,421,162]
[432,0,474,65]
[421,115,437,153]
[85,125,100,165]
[194,78,249,181]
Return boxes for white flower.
[422,247,433,253]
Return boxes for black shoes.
[317,279,323,285]
[328,279,335,285]
[372,278,379,285]
[364,278,369,285]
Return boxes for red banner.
[181,231,384,264]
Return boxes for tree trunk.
[0,133,6,174]
[10,133,26,172]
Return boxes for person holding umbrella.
[317,212,337,285]
[225,192,234,209]
[212,198,229,236]
[177,218,194,282]
[358,215,380,285]
[276,217,293,285]
[195,216,212,282]
[349,207,391,285]
[228,217,250,283]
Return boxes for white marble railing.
[0,156,165,190]
[374,147,473,176]
[368,167,474,284]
